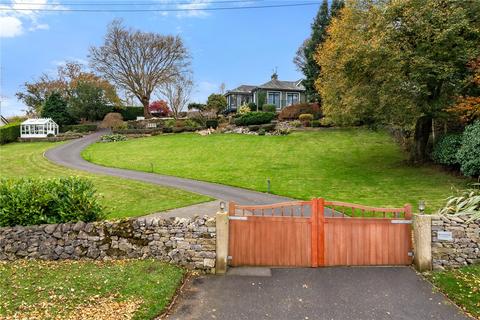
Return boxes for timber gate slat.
[228,199,413,268]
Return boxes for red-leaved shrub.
[149,100,171,117]
[278,103,322,120]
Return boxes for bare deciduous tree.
[89,20,189,118]
[158,75,193,119]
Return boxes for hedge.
[234,112,276,126]
[262,104,276,112]
[60,124,97,133]
[0,177,104,227]
[431,134,463,166]
[278,103,322,120]
[118,106,144,121]
[457,121,480,177]
[0,122,20,145]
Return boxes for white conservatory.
[21,118,59,138]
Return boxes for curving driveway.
[45,131,292,209]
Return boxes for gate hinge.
[408,251,414,257]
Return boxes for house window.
[267,92,281,108]
[286,92,299,106]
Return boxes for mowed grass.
[427,265,480,319]
[83,129,468,211]
[0,259,184,320]
[0,142,210,219]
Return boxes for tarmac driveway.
[166,267,469,320]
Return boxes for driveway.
[45,131,291,205]
[166,267,469,320]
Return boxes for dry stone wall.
[431,214,480,270]
[0,216,216,273]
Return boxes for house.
[225,73,306,111]
[20,118,59,138]
[0,115,8,127]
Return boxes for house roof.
[226,85,256,94]
[256,79,305,91]
[21,118,58,125]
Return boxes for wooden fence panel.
[228,216,311,267]
[324,217,412,266]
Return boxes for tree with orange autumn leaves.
[447,57,480,124]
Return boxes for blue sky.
[0,0,319,116]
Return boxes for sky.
[0,0,320,116]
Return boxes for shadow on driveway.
[165,267,468,320]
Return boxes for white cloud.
[0,0,64,38]
[176,0,212,18]
[0,16,23,37]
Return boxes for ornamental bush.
[278,103,321,120]
[234,112,275,126]
[457,121,480,177]
[431,134,463,166]
[100,134,127,142]
[262,104,276,112]
[0,177,104,227]
[299,113,314,126]
[0,122,20,144]
[238,104,251,115]
[206,119,219,129]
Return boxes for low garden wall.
[0,216,216,273]
[431,214,479,269]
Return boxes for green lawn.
[83,129,468,211]
[0,259,184,320]
[0,142,210,219]
[427,265,480,319]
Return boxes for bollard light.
[219,201,226,212]
[418,200,426,214]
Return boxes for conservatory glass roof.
[21,118,56,125]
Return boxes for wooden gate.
[228,199,413,267]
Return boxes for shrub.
[0,177,104,227]
[60,124,97,133]
[262,104,276,112]
[117,106,144,121]
[234,112,275,126]
[0,122,20,144]
[312,120,320,127]
[100,134,127,142]
[206,119,219,129]
[437,184,480,221]
[431,134,463,166]
[247,102,257,112]
[457,121,480,177]
[258,128,266,136]
[100,113,125,130]
[320,117,334,127]
[238,104,251,115]
[290,120,302,128]
[278,103,321,120]
[149,100,171,117]
[299,113,314,126]
[184,119,201,128]
[164,119,176,128]
[206,94,227,114]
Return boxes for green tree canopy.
[41,92,73,126]
[294,0,344,102]
[316,0,480,162]
[68,81,112,122]
[206,94,227,114]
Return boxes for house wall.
[254,89,306,109]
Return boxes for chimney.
[271,72,278,80]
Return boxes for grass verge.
[0,259,185,320]
[0,142,211,219]
[426,265,480,319]
[82,130,468,211]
